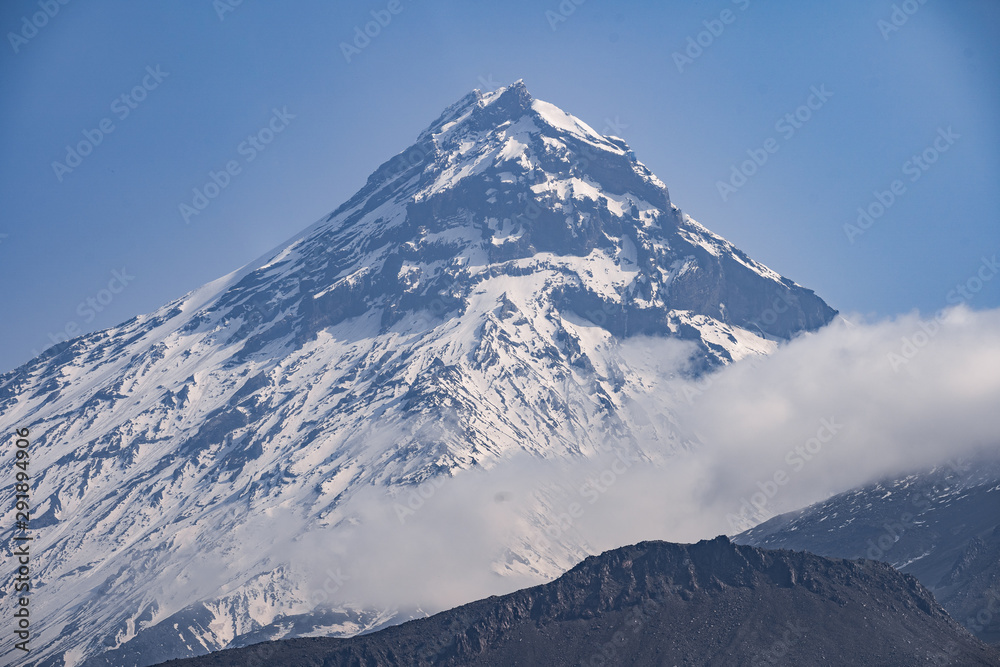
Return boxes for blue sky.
[1,0,998,373]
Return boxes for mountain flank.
[0,80,838,665]
[156,537,1000,666]
[738,458,1000,645]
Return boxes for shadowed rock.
[156,537,1000,666]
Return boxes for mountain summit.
[0,82,835,666]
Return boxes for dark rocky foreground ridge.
[737,458,1000,645]
[156,537,1000,666]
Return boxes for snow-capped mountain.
[0,81,835,666]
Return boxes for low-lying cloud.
[317,305,1000,614]
[686,305,1000,526]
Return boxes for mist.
[313,305,1000,614]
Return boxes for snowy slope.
[0,81,835,667]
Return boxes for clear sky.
[1,0,998,373]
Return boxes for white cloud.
[312,306,1000,614]
[683,305,1000,528]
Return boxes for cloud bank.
[314,305,1000,614]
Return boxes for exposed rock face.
[738,458,1000,645]
[156,537,1000,666]
[0,81,837,666]
[193,81,835,363]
